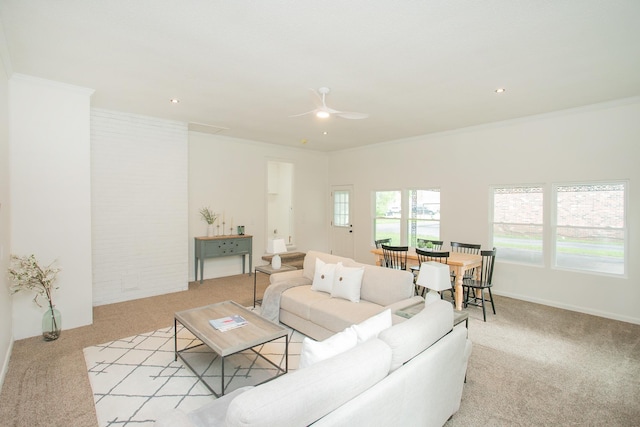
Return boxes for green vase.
[42,307,61,341]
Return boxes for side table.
[253,264,297,308]
[396,302,469,330]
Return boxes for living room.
[1,2,639,426]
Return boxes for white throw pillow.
[310,259,341,293]
[351,309,392,344]
[298,326,358,369]
[330,264,365,303]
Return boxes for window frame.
[407,188,441,247]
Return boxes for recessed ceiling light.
[170,98,180,104]
[495,88,506,94]
[323,131,328,135]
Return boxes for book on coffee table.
[209,314,248,332]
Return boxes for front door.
[330,185,354,258]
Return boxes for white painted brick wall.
[91,109,188,305]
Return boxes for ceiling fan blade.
[309,88,324,107]
[289,109,318,118]
[336,111,369,119]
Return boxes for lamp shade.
[269,238,287,254]
[416,261,451,292]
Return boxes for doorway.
[330,185,354,258]
[267,161,294,248]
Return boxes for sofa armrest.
[269,269,304,284]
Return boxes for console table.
[195,235,253,283]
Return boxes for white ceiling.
[1,0,639,151]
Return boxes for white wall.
[91,109,189,305]
[9,74,94,339]
[0,26,12,388]
[188,132,329,280]
[328,98,640,324]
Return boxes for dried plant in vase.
[199,207,219,237]
[8,254,62,340]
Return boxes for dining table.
[370,247,482,311]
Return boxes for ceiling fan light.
[316,110,330,119]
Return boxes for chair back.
[375,238,392,249]
[415,248,449,265]
[450,241,481,254]
[381,244,408,270]
[416,239,443,250]
[477,248,497,284]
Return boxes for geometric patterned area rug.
[84,324,304,427]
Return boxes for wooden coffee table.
[174,300,288,396]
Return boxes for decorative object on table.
[268,238,288,270]
[237,225,245,235]
[209,314,248,332]
[416,261,453,300]
[7,254,62,340]
[199,207,218,237]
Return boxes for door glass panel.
[333,190,349,227]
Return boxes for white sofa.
[154,299,472,427]
[262,250,423,340]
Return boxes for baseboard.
[0,335,14,391]
[493,290,640,325]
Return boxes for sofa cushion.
[330,264,365,303]
[310,258,341,293]
[309,297,384,334]
[359,264,414,307]
[299,325,358,369]
[225,339,392,427]
[302,250,355,281]
[352,309,392,344]
[280,285,331,320]
[378,299,454,371]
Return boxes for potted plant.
[199,207,218,237]
[8,254,62,340]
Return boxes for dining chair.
[375,238,392,267]
[381,244,408,271]
[450,241,482,280]
[450,241,481,254]
[412,248,453,298]
[374,238,392,249]
[416,239,443,250]
[463,248,497,322]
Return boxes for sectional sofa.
[155,299,472,426]
[154,251,472,426]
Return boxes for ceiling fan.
[290,87,369,120]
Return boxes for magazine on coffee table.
[209,314,248,332]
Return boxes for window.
[408,189,440,247]
[491,185,544,265]
[373,189,440,246]
[333,190,350,227]
[553,182,626,276]
[374,190,401,245]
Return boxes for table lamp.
[416,261,452,299]
[269,238,287,269]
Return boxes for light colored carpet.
[84,324,303,427]
[1,272,639,426]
